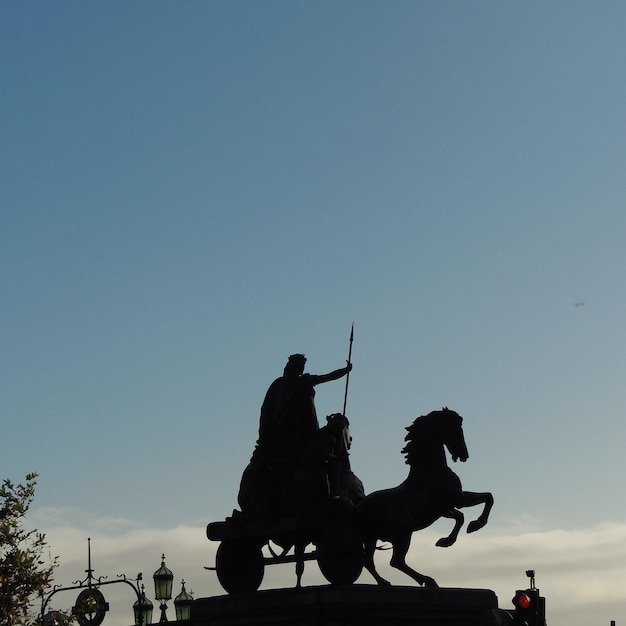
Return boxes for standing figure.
[238,354,351,517]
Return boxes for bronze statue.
[208,333,494,594]
[356,407,493,587]
[209,406,492,593]
[238,354,352,517]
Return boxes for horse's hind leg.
[458,491,494,533]
[436,508,464,548]
[390,535,438,588]
[362,537,391,586]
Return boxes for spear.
[342,323,354,417]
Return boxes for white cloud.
[33,509,626,626]
[33,506,143,534]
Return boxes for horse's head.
[403,407,469,466]
[440,408,469,463]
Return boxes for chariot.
[207,413,364,592]
[206,495,364,593]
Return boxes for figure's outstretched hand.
[346,362,353,372]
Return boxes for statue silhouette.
[238,354,352,517]
[356,408,493,587]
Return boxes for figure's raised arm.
[310,362,352,386]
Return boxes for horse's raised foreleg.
[390,534,438,588]
[457,491,494,533]
[362,537,391,586]
[435,508,464,547]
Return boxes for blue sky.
[3,2,626,624]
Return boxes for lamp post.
[132,585,153,626]
[173,580,194,621]
[153,554,174,623]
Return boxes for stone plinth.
[190,585,499,626]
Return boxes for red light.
[516,593,531,609]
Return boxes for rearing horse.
[356,407,493,587]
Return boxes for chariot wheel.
[215,539,264,593]
[316,519,364,586]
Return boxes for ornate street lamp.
[173,580,194,621]
[153,554,174,622]
[40,539,148,626]
[133,585,153,626]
